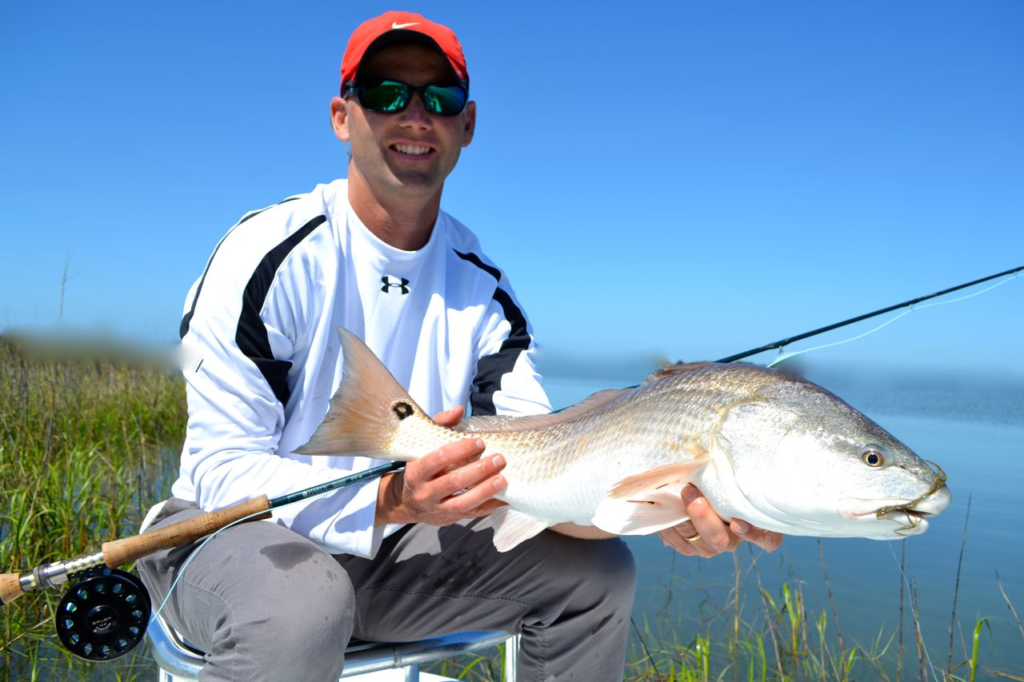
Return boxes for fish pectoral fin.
[490,507,550,552]
[592,462,706,535]
[592,489,690,535]
[606,459,707,500]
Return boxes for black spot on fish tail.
[393,402,414,420]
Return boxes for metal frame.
[147,611,515,681]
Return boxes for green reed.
[0,337,185,681]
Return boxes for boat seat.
[139,501,517,682]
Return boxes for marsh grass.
[433,537,1023,681]
[1,337,1021,681]
[619,537,1023,682]
[0,337,185,680]
[436,554,1021,682]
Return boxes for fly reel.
[55,567,151,661]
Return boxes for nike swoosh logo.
[392,21,419,29]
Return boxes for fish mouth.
[839,486,952,535]
[839,497,915,520]
[838,498,930,535]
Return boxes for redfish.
[297,329,950,551]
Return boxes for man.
[139,11,781,682]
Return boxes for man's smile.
[390,143,434,157]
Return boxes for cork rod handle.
[2,496,272,606]
[102,495,273,567]
[0,573,24,605]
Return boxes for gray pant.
[137,499,636,682]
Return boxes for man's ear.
[462,100,476,148]
[331,97,350,142]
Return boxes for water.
[541,364,1024,679]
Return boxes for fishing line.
[150,508,269,623]
[715,264,1023,364]
[766,272,1020,368]
[767,310,911,367]
[150,461,406,624]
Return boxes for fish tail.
[294,328,431,460]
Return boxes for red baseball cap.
[341,11,469,91]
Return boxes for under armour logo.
[381,276,410,294]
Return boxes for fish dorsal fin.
[457,388,632,434]
[591,459,708,535]
[641,362,718,385]
[490,507,550,552]
[295,328,426,457]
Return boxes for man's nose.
[397,93,432,129]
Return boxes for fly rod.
[0,461,403,607]
[713,264,1023,363]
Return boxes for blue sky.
[2,1,1021,379]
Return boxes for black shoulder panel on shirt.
[234,214,327,408]
[453,249,532,417]
[453,249,502,281]
[179,196,302,340]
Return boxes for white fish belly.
[498,441,693,527]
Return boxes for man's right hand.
[374,406,508,526]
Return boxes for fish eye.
[862,449,885,467]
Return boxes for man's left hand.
[658,485,783,558]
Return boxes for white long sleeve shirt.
[172,179,551,558]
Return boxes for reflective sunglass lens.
[359,82,409,112]
[424,85,467,115]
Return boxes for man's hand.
[374,406,508,526]
[658,485,783,558]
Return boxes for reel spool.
[55,567,151,661]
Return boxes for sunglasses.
[343,79,468,116]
